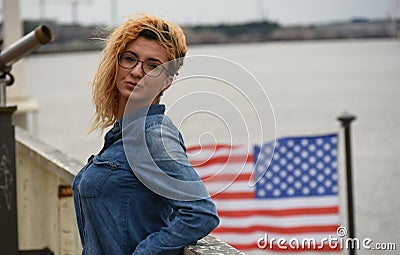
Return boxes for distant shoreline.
[6,18,397,54]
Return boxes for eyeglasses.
[118,52,168,78]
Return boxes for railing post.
[337,112,357,255]
[0,104,19,255]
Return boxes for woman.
[72,14,219,255]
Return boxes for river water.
[23,38,400,254]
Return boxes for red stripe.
[218,206,339,217]
[201,173,252,183]
[211,191,255,200]
[190,155,253,167]
[213,225,339,235]
[231,242,341,251]
[186,144,240,152]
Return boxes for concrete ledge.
[15,127,84,184]
[184,236,245,255]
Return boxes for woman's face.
[116,36,172,109]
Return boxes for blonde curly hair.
[89,14,187,133]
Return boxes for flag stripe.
[205,180,250,193]
[213,232,340,245]
[187,146,251,160]
[232,243,341,251]
[219,214,339,228]
[190,155,253,167]
[213,225,339,234]
[213,231,341,250]
[202,173,252,183]
[212,191,255,199]
[186,144,241,152]
[193,163,253,178]
[213,196,339,210]
[217,206,339,217]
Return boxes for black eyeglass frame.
[117,52,170,78]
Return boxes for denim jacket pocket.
[79,155,121,198]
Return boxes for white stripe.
[194,163,253,177]
[187,146,250,161]
[214,196,339,211]
[212,232,340,246]
[219,214,339,228]
[206,180,253,193]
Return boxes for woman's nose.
[129,62,144,78]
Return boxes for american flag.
[187,133,340,251]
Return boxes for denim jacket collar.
[112,104,166,134]
[103,104,166,151]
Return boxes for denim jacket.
[72,104,219,255]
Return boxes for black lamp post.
[0,25,53,255]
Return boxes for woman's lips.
[126,81,137,90]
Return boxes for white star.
[279,146,287,153]
[266,183,273,191]
[324,155,331,163]
[301,162,309,170]
[301,175,310,183]
[273,189,281,197]
[263,146,273,155]
[257,165,265,173]
[317,186,325,194]
[272,165,280,173]
[302,187,310,195]
[324,179,332,187]
[258,189,266,197]
[301,139,309,146]
[287,188,295,196]
[294,181,302,189]
[323,143,331,151]
[272,176,280,185]
[310,180,317,188]
[324,168,332,175]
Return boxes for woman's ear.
[162,76,174,91]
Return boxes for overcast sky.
[10,0,400,26]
